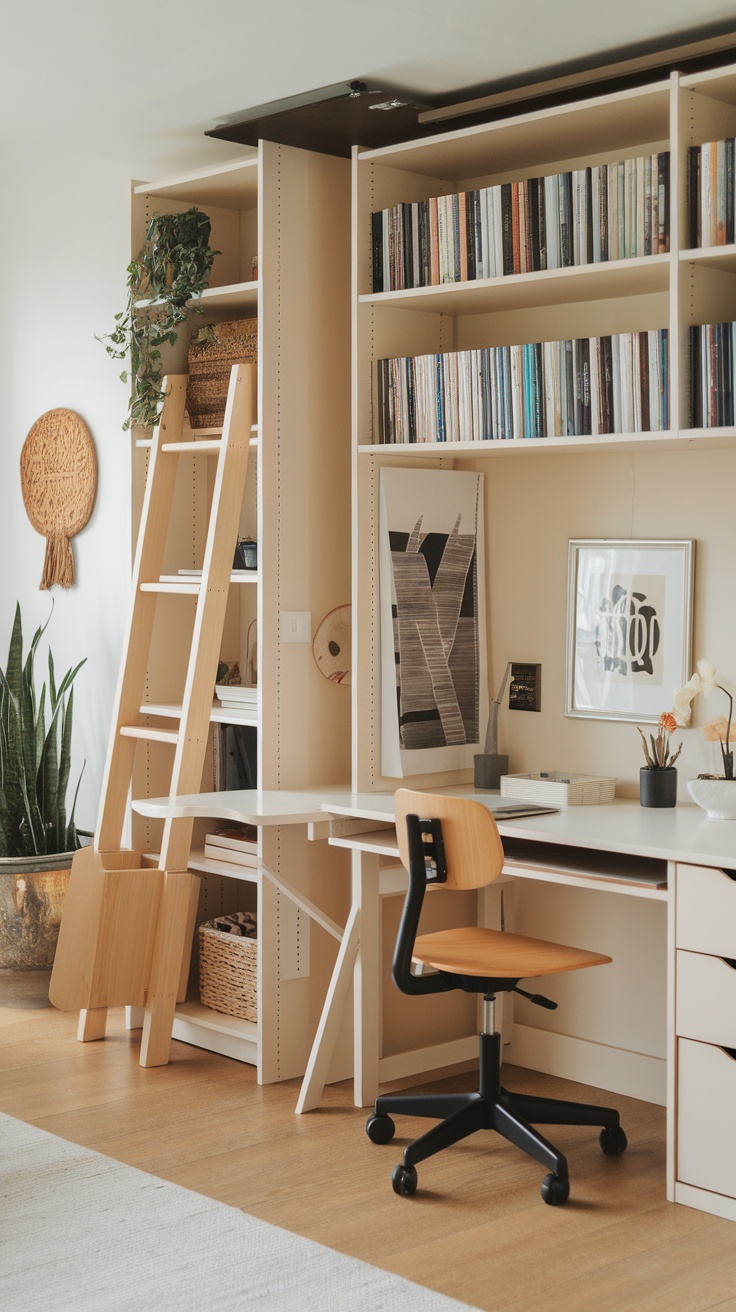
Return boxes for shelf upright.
[128,142,352,1083]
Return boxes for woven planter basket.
[198,911,257,1022]
[187,319,258,428]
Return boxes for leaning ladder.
[50,364,255,1068]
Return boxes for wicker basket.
[186,319,258,428]
[198,911,257,1021]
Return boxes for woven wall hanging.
[20,409,97,590]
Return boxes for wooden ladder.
[50,363,256,1067]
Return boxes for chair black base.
[366,1031,626,1204]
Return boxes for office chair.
[366,790,627,1205]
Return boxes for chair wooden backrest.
[394,790,505,891]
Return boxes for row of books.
[371,153,670,292]
[690,322,736,427]
[375,330,669,444]
[687,139,736,248]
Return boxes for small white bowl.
[688,777,736,820]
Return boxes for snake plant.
[0,604,85,857]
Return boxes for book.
[203,823,258,867]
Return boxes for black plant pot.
[640,766,677,808]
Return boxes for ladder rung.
[119,725,180,745]
[161,440,222,454]
[140,580,201,594]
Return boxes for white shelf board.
[360,255,669,316]
[358,81,671,179]
[154,572,259,585]
[134,155,259,208]
[358,430,736,458]
[196,280,259,313]
[188,849,260,882]
[140,701,258,727]
[172,1001,258,1064]
[679,244,736,274]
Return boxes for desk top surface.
[133,785,736,868]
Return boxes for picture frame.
[566,539,695,723]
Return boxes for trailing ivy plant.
[0,604,86,858]
[99,207,218,431]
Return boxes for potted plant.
[672,659,736,818]
[0,604,86,970]
[637,713,682,808]
[99,207,217,432]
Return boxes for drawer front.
[678,1038,736,1197]
[676,863,736,956]
[676,950,736,1047]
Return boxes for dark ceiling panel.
[206,82,436,157]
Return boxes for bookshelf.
[351,67,736,795]
[128,142,352,1082]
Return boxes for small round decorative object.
[312,604,351,685]
[20,409,97,590]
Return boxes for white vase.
[688,778,736,820]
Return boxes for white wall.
[0,139,232,836]
[482,444,736,799]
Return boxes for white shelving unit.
[129,142,353,1083]
[351,67,736,796]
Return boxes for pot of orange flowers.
[637,713,682,808]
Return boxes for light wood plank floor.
[2,973,736,1312]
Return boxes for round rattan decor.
[20,409,97,590]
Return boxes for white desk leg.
[353,848,382,1109]
[295,900,360,1114]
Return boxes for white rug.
[0,1114,479,1312]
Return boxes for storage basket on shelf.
[198,910,257,1021]
[186,318,258,428]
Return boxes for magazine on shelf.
[215,683,258,708]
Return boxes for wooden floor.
[3,973,736,1312]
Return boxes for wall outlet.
[280,610,311,643]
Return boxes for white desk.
[134,787,736,1222]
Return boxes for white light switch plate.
[280,610,311,642]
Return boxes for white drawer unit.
[674,862,736,1220]
[677,1038,736,1199]
[676,864,736,957]
[676,950,736,1048]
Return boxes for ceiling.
[2,1,736,172]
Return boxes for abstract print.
[379,469,487,777]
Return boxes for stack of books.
[203,823,259,867]
[376,329,669,444]
[687,139,736,248]
[690,321,736,427]
[371,151,670,292]
[215,683,258,710]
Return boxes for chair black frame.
[366,812,627,1204]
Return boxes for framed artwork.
[566,539,695,723]
[379,467,488,777]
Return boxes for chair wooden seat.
[414,926,611,979]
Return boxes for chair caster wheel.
[392,1163,418,1196]
[541,1172,570,1206]
[366,1114,395,1145]
[599,1125,628,1156]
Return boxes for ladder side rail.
[96,376,188,853]
[159,362,255,874]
